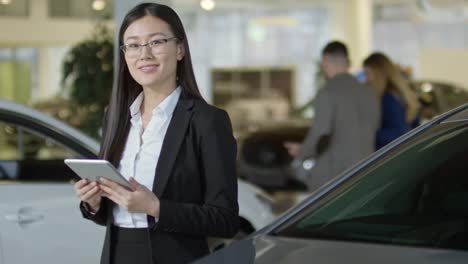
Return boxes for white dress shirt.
[113,87,181,228]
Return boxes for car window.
[277,122,468,251]
[0,121,81,182]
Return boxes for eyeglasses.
[120,37,179,58]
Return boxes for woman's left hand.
[99,177,160,218]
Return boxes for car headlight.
[302,159,315,171]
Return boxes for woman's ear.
[176,43,185,61]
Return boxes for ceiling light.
[92,0,106,11]
[0,0,12,5]
[200,0,215,11]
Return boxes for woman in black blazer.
[74,3,238,264]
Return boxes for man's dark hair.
[322,41,349,59]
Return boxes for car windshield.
[276,121,468,251]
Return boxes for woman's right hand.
[74,179,102,213]
[284,141,301,157]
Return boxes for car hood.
[195,235,468,264]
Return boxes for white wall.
[419,49,468,88]
[184,9,329,106]
[373,19,468,88]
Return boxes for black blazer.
[80,94,239,264]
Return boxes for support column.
[350,0,373,71]
[328,0,372,72]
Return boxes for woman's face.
[364,66,377,87]
[364,66,386,95]
[123,15,184,90]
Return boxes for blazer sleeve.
[297,86,334,160]
[156,109,239,238]
[79,198,109,226]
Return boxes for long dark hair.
[363,52,419,123]
[100,3,203,165]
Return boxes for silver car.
[196,103,468,263]
[0,99,275,264]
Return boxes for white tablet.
[64,159,132,190]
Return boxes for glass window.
[0,121,81,182]
[277,122,468,251]
[0,0,29,17]
[0,47,37,104]
[48,0,114,19]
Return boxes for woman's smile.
[138,63,159,73]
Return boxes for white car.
[0,99,275,264]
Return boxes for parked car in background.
[0,99,103,264]
[0,99,275,264]
[238,80,468,191]
[412,80,468,123]
[196,103,468,264]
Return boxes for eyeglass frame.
[120,37,179,57]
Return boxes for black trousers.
[111,226,152,264]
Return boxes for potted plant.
[61,22,114,139]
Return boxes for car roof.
[0,99,100,154]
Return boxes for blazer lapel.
[152,95,194,197]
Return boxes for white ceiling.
[171,0,332,9]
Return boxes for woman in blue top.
[363,53,420,149]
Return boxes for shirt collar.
[129,92,144,118]
[129,86,182,118]
[156,86,181,117]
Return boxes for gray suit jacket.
[297,73,380,191]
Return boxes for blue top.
[376,91,419,149]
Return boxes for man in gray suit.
[285,41,380,191]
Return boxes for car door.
[275,117,468,252]
[0,120,104,264]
